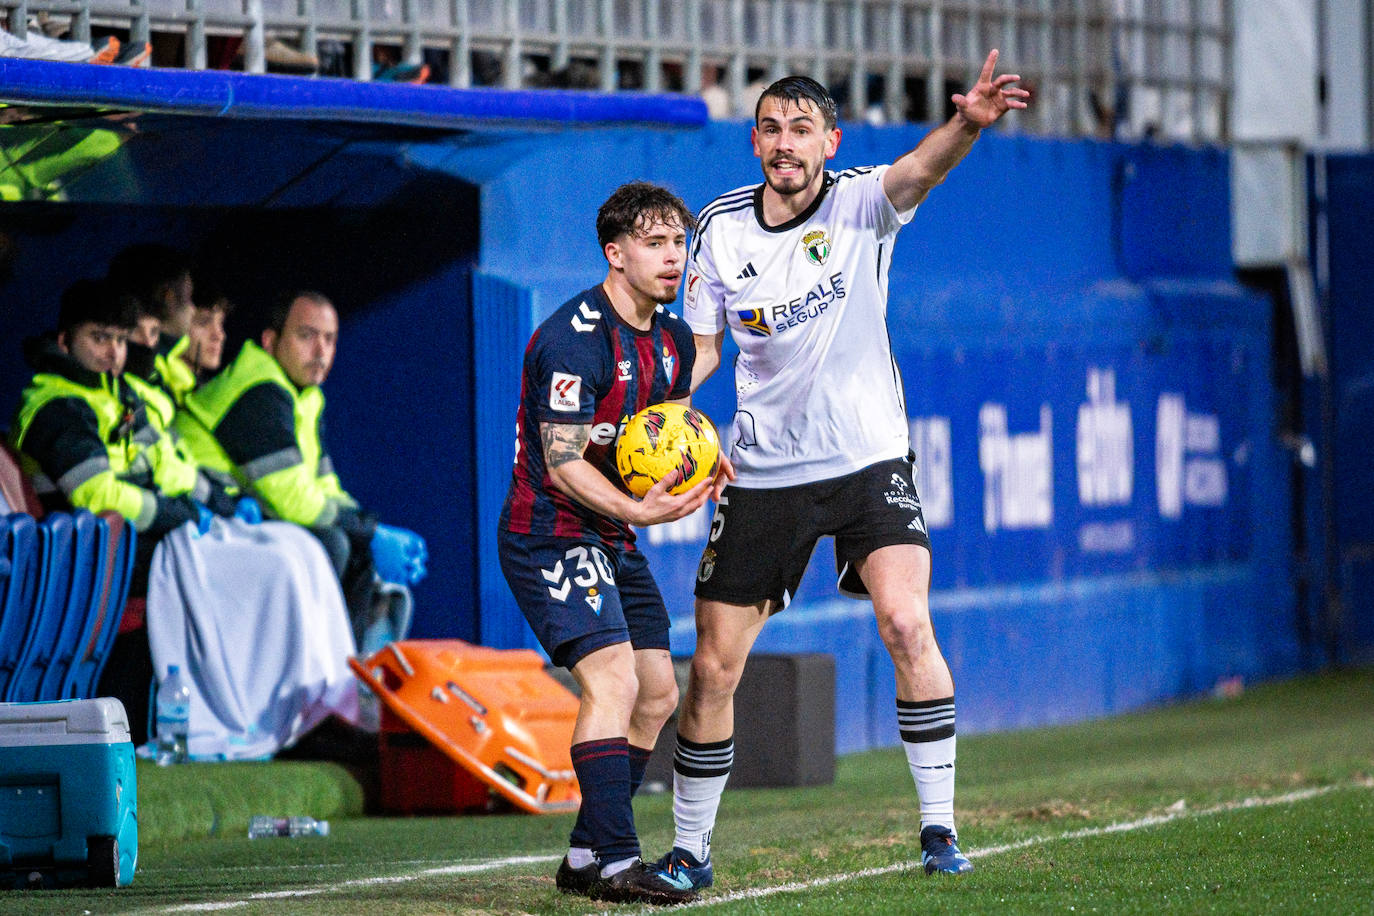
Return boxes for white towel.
[146,518,359,760]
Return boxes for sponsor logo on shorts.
[884,472,923,513]
[697,547,716,582]
[550,372,581,412]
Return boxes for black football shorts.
[693,454,931,609]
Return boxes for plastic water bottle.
[154,664,191,765]
[248,816,331,839]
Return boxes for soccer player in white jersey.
[653,51,1029,889]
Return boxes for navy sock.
[571,743,654,851]
[570,737,639,864]
[629,744,653,796]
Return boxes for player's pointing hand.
[952,49,1030,129]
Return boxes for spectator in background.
[11,279,232,562]
[8,278,237,741]
[183,279,232,379]
[108,244,198,406]
[9,278,360,755]
[699,64,730,120]
[738,73,769,119]
[174,290,426,649]
[0,15,150,66]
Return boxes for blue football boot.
[591,859,698,904]
[920,825,974,875]
[653,846,714,891]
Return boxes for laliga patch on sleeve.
[549,372,582,412]
[685,270,702,308]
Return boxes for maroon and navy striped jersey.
[499,284,696,548]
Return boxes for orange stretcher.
[349,639,581,815]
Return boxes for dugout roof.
[0,57,706,131]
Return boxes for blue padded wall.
[1314,153,1374,664]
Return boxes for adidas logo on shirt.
[736,262,758,280]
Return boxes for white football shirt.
[685,165,916,487]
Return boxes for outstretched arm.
[883,49,1029,212]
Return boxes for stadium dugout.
[0,55,1338,758]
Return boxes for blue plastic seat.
[5,512,77,702]
[63,513,134,700]
[0,514,42,699]
[88,514,136,694]
[36,511,104,702]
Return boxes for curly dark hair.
[596,182,697,250]
[756,75,839,131]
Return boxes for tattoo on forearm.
[542,423,590,470]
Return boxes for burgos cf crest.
[802,229,831,266]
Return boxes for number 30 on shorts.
[541,544,615,601]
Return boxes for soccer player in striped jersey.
[654,51,1029,888]
[497,182,733,904]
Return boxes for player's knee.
[689,650,744,698]
[583,663,640,712]
[877,609,935,658]
[636,675,679,727]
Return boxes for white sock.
[898,698,957,833]
[600,855,637,878]
[566,846,596,869]
[671,734,733,862]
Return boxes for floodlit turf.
[2,668,1371,914]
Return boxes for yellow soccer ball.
[616,403,721,498]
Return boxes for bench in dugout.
[0,443,135,703]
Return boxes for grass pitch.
[4,667,1372,914]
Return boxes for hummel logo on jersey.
[570,300,601,333]
[736,262,758,280]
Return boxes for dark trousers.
[309,524,377,650]
[97,530,161,745]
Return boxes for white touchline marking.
[155,782,1364,915]
[160,853,559,912]
[597,783,1360,915]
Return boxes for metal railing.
[1,0,1231,141]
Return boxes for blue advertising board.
[640,332,1260,616]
